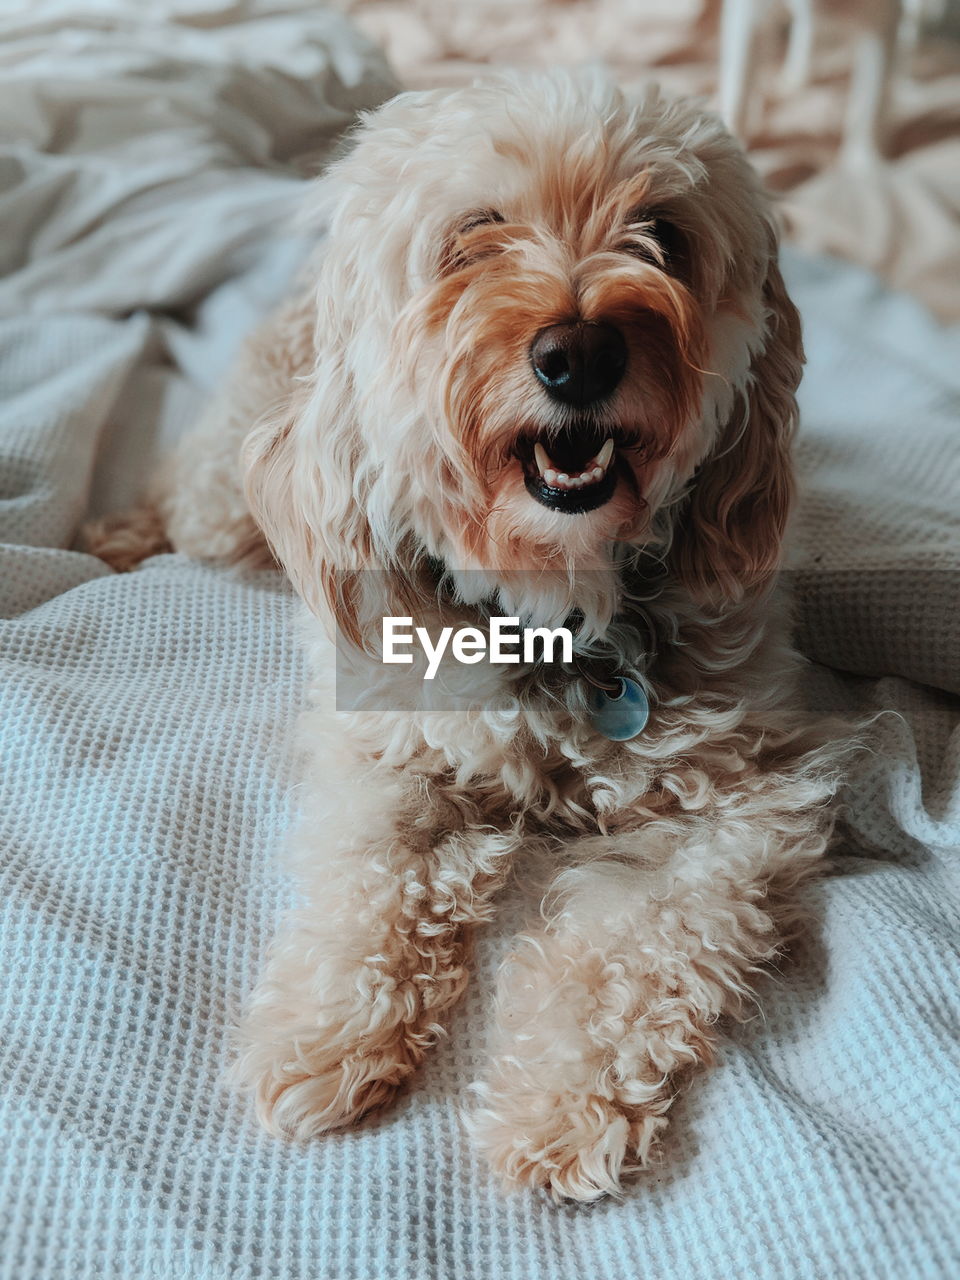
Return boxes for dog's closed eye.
[440,209,508,274]
[621,213,688,279]
[458,209,505,233]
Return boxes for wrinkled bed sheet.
[1,3,958,1279]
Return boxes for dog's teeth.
[534,442,554,477]
[533,447,613,492]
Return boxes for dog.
[86,69,845,1202]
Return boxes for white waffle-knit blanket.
[1,4,958,1278]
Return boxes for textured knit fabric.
[1,5,959,1280]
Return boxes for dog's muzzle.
[522,322,628,513]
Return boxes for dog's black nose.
[530,322,627,406]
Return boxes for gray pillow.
[785,248,960,696]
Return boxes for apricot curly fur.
[85,70,850,1200]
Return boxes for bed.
[1,3,958,1277]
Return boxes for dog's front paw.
[468,930,718,1200]
[232,1033,419,1139]
[230,987,432,1139]
[468,1076,669,1202]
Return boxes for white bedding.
[1,4,958,1279]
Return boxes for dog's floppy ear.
[242,293,400,653]
[670,244,803,604]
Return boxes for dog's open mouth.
[516,428,631,513]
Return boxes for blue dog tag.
[588,677,650,741]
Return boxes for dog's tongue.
[547,428,605,472]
